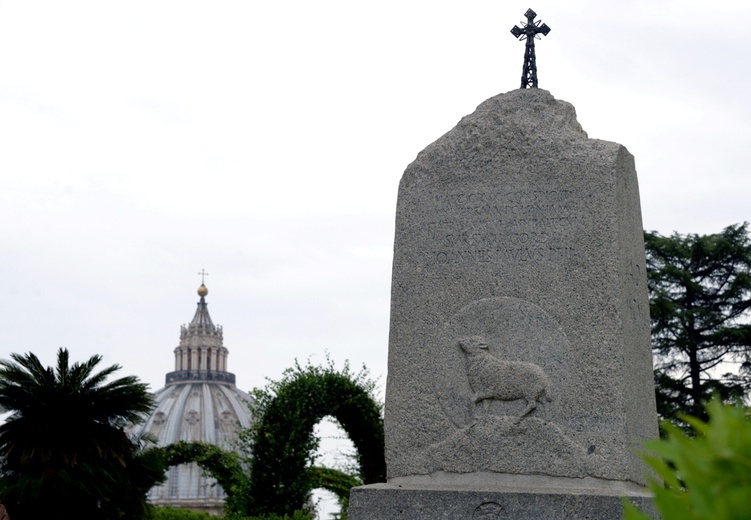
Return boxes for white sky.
[1,0,750,418]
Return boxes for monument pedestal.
[349,481,656,519]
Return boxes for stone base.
[348,481,656,520]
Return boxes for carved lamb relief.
[458,335,553,420]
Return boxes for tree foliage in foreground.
[237,359,385,518]
[645,223,751,422]
[625,399,751,520]
[152,506,217,519]
[150,506,312,520]
[153,440,247,506]
[147,359,382,519]
[223,511,312,520]
[0,348,163,520]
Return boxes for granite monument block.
[349,88,658,519]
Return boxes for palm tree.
[0,348,163,520]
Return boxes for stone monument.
[348,88,659,519]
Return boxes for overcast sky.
[1,0,750,406]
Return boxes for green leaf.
[636,398,751,520]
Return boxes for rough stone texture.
[349,483,657,520]
[349,89,658,518]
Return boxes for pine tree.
[645,223,751,422]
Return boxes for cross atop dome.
[198,269,209,297]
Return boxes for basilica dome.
[131,283,253,513]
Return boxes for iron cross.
[510,9,551,89]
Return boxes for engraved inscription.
[421,188,585,265]
[444,230,551,247]
[432,189,579,228]
[434,247,572,265]
[434,189,575,217]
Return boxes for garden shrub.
[241,359,384,517]
[625,399,751,520]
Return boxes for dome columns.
[166,284,237,386]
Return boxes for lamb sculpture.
[458,335,553,420]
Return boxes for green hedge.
[152,507,312,520]
[151,506,217,520]
[241,360,385,517]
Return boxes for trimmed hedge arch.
[149,441,247,502]
[244,362,385,517]
[150,442,359,517]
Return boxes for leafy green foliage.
[152,505,313,520]
[224,511,312,520]
[150,440,248,507]
[237,359,385,518]
[151,506,217,519]
[147,360,381,519]
[306,466,361,518]
[625,399,751,520]
[645,224,751,423]
[0,348,163,520]
[0,351,383,519]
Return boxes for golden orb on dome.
[197,284,208,297]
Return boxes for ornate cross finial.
[510,8,551,89]
[198,269,209,285]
